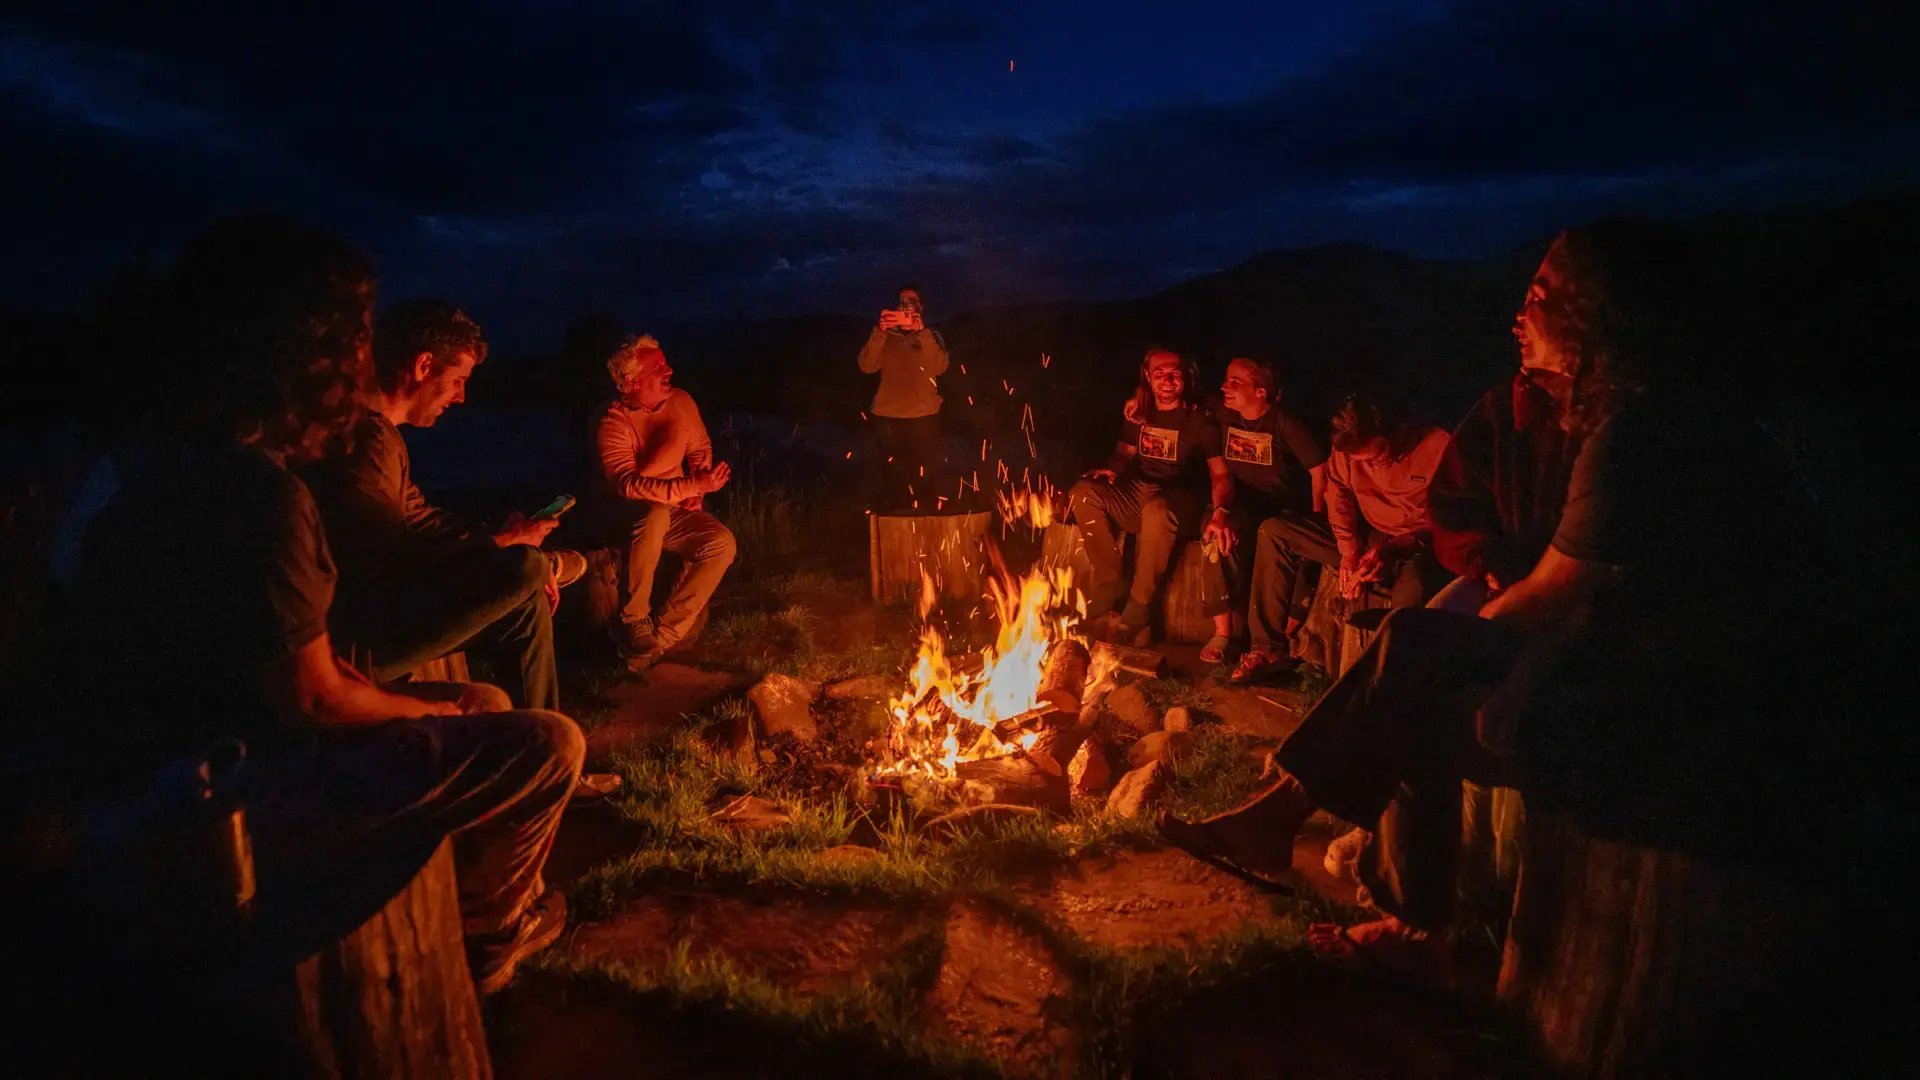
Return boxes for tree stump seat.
[575,545,710,643]
[404,650,471,685]
[869,510,991,606]
[1294,565,1393,676]
[1497,808,1830,1079]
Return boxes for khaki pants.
[618,502,736,647]
[1067,476,1199,616]
[246,681,584,937]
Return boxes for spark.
[1040,353,1050,368]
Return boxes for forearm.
[1326,488,1361,562]
[617,473,695,503]
[857,329,886,373]
[1310,463,1327,513]
[1208,471,1233,514]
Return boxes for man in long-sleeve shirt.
[592,335,735,671]
[306,300,584,711]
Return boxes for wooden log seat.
[406,650,471,685]
[869,510,991,606]
[1497,810,1842,1079]
[576,546,710,644]
[1295,567,1392,676]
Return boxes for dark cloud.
[2,0,1914,347]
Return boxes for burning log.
[1035,638,1091,715]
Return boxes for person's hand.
[1083,466,1117,484]
[1337,561,1362,600]
[692,461,732,494]
[1122,398,1144,426]
[905,311,924,332]
[414,698,465,718]
[1484,571,1507,598]
[494,511,558,548]
[1352,543,1386,585]
[543,564,561,615]
[878,309,905,331]
[679,495,704,512]
[1202,512,1235,557]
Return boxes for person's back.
[66,435,332,791]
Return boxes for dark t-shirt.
[1219,404,1326,514]
[1529,393,1829,860]
[68,440,336,785]
[1123,402,1222,489]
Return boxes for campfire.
[871,562,1119,812]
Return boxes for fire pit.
[866,565,1117,818]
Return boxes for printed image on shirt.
[1224,427,1274,467]
[1138,425,1180,462]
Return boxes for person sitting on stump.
[1069,347,1233,649]
[1159,218,1832,991]
[63,215,584,996]
[1211,357,1332,681]
[858,284,949,512]
[1254,391,1449,632]
[592,334,736,672]
[1426,268,1582,615]
[304,299,586,712]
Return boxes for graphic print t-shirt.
[1123,403,1222,487]
[1220,405,1326,513]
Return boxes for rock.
[1069,739,1113,796]
[1127,729,1194,768]
[824,673,898,701]
[748,673,819,741]
[709,794,793,831]
[1163,705,1194,733]
[954,756,1070,815]
[699,710,756,766]
[1105,761,1170,818]
[921,803,1043,840]
[1104,682,1159,734]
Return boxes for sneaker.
[614,616,656,656]
[624,644,668,674]
[469,890,567,995]
[547,549,588,590]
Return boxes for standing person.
[857,285,948,512]
[63,215,583,997]
[305,299,586,712]
[592,335,736,673]
[1069,348,1233,648]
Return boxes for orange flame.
[878,566,1084,780]
[995,478,1057,532]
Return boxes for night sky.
[3,1,1913,350]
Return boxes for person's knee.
[508,544,547,593]
[466,682,514,714]
[525,709,586,780]
[1067,480,1100,517]
[1256,517,1287,548]
[701,523,737,566]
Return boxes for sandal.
[1229,649,1288,685]
[1198,634,1231,664]
[1307,920,1455,992]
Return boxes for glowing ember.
[995,478,1058,532]
[877,566,1086,780]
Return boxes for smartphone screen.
[532,494,575,520]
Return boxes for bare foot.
[1308,917,1454,991]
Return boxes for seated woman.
[1159,219,1831,989]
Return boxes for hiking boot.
[547,549,588,590]
[468,890,567,996]
[624,644,668,674]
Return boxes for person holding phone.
[857,284,949,512]
[304,299,586,713]
[592,334,736,672]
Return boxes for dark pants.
[1277,609,1522,931]
[872,413,941,512]
[1067,476,1201,616]
[246,681,584,937]
[1243,512,1337,649]
[337,545,559,712]
[1253,516,1448,647]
